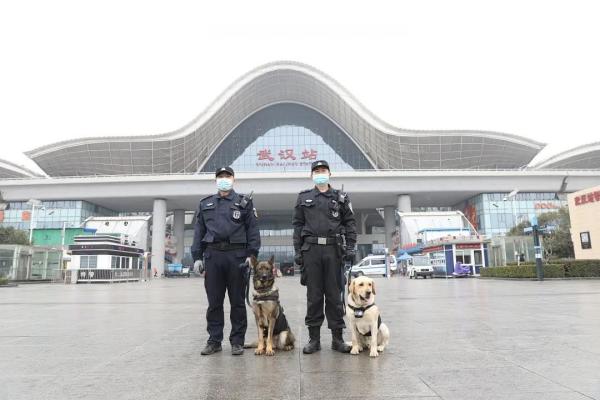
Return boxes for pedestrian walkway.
[1,277,600,399]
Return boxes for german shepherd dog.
[246,255,295,356]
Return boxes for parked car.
[351,255,397,277]
[407,255,434,279]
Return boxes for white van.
[407,255,434,279]
[351,255,397,277]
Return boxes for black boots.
[201,342,222,355]
[303,326,321,354]
[331,328,351,353]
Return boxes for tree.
[506,207,574,260]
[0,226,30,245]
[538,208,574,260]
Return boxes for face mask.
[216,177,233,191]
[312,173,329,186]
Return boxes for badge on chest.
[233,210,241,220]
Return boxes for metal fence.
[74,268,144,283]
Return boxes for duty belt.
[304,236,341,245]
[206,242,247,251]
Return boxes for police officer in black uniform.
[293,160,356,354]
[192,166,260,356]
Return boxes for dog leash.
[242,258,252,307]
[342,260,352,315]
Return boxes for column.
[383,206,396,252]
[397,195,412,249]
[151,199,167,277]
[397,194,412,213]
[173,209,185,264]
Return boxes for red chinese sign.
[456,243,482,250]
[574,190,600,206]
[255,148,318,166]
[534,202,559,210]
[21,211,31,221]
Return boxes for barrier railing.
[74,268,143,283]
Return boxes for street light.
[27,199,43,245]
[503,189,520,228]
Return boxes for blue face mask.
[216,177,233,192]
[312,173,329,186]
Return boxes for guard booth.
[422,238,489,277]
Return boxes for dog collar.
[347,303,375,318]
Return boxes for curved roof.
[532,142,600,170]
[0,158,40,178]
[26,61,545,176]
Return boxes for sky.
[1,0,599,174]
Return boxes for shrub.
[0,277,8,285]
[562,259,600,278]
[480,264,564,279]
[481,260,600,278]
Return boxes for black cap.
[215,166,234,177]
[311,160,330,172]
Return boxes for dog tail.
[243,341,258,349]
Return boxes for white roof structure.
[25,61,546,176]
[0,158,41,179]
[532,142,600,169]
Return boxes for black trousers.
[303,244,345,329]
[204,249,247,346]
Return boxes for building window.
[580,232,592,249]
[201,103,372,173]
[80,255,97,269]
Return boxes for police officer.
[292,160,357,354]
[192,166,260,356]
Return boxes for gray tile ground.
[1,277,600,399]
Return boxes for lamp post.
[503,189,520,230]
[27,199,43,245]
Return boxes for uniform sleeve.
[341,194,357,249]
[245,199,261,257]
[292,195,305,254]
[191,203,206,261]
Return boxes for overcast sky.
[1,0,599,173]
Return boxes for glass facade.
[461,193,568,236]
[202,103,373,173]
[0,200,117,231]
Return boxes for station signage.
[534,202,559,210]
[256,148,318,167]
[574,190,600,206]
[456,243,482,250]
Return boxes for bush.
[480,264,564,279]
[0,277,8,285]
[562,259,600,278]
[481,260,600,279]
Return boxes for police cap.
[215,166,235,177]
[311,160,330,172]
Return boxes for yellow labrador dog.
[346,276,390,357]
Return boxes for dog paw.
[369,349,379,357]
[350,346,360,355]
[283,345,294,351]
[265,348,275,356]
[357,346,364,352]
[255,348,265,355]
[377,345,385,352]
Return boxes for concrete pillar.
[397,195,411,249]
[151,199,167,277]
[397,194,412,213]
[383,206,396,253]
[173,209,185,264]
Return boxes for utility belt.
[304,236,342,246]
[206,242,247,251]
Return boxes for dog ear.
[349,279,356,296]
[250,254,258,267]
[268,254,275,266]
[371,279,376,295]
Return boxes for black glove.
[344,248,356,264]
[294,253,303,267]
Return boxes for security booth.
[422,238,489,278]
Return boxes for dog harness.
[347,303,382,337]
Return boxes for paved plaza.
[2,276,600,400]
